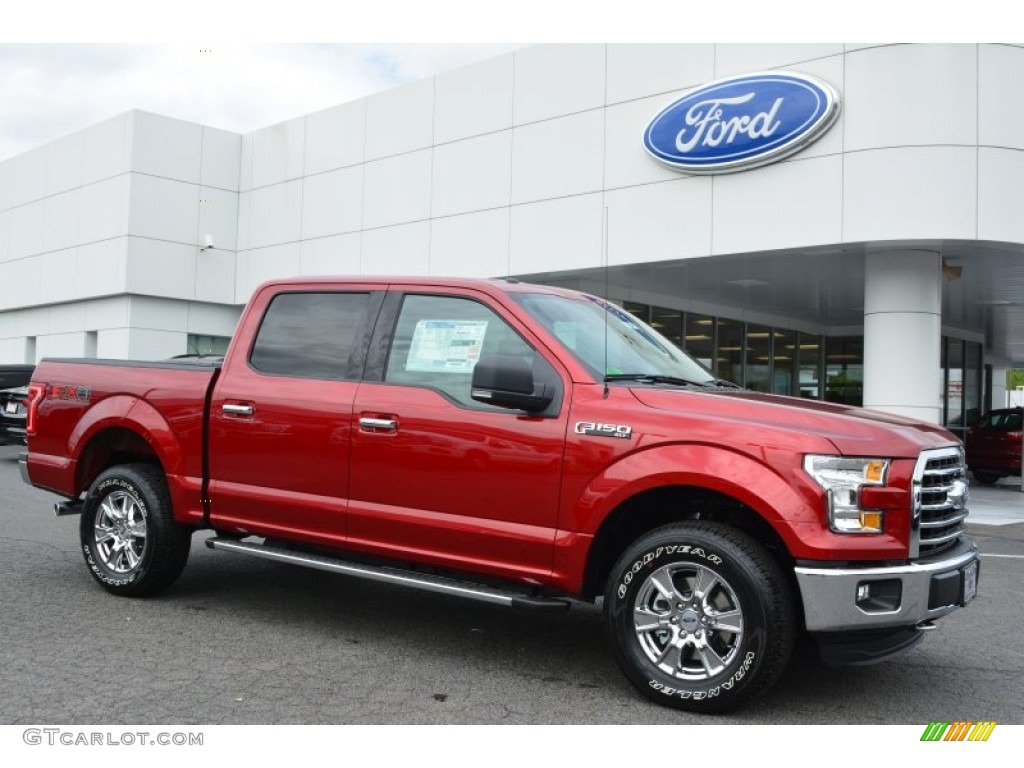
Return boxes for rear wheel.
[604,522,796,712]
[80,464,192,596]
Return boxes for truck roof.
[252,275,583,300]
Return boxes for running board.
[204,537,571,612]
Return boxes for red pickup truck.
[19,276,978,712]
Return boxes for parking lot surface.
[1,444,1022,725]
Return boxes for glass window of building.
[187,334,232,357]
[683,313,716,372]
[745,324,773,392]
[772,329,798,396]
[942,337,981,438]
[797,333,822,399]
[623,302,649,323]
[650,306,683,347]
[600,301,880,406]
[717,319,745,385]
[825,336,863,406]
[965,341,982,429]
[944,337,964,430]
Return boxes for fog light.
[855,579,902,613]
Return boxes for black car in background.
[0,364,34,390]
[0,366,34,446]
[0,386,29,446]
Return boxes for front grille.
[913,448,969,558]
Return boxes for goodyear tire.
[80,464,192,597]
[605,522,796,712]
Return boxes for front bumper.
[795,536,978,632]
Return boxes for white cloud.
[0,43,523,161]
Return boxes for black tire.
[971,470,1001,485]
[604,522,796,713]
[79,464,192,597]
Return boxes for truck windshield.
[513,292,719,386]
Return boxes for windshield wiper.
[604,374,746,390]
[603,373,714,388]
[709,378,744,390]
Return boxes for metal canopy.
[520,239,1024,366]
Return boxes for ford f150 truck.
[19,277,978,712]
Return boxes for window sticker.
[406,320,488,373]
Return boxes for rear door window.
[250,292,371,380]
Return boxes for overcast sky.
[0,44,524,161]
[0,0,1000,164]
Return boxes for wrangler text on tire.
[80,463,192,597]
[604,521,796,712]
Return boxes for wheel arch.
[75,426,164,495]
[69,397,182,496]
[581,485,798,606]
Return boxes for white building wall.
[228,43,1024,306]
[0,111,242,362]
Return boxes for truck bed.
[26,358,221,525]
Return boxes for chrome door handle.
[359,417,397,431]
[223,403,254,416]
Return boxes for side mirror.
[471,355,553,414]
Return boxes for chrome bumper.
[795,537,979,632]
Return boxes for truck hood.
[629,387,959,458]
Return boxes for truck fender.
[68,395,184,485]
[566,443,818,544]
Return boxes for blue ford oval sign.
[643,72,840,174]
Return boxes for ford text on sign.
[643,72,840,174]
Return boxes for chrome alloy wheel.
[93,490,148,573]
[632,563,745,681]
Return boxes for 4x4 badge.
[575,422,632,439]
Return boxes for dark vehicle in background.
[965,407,1023,484]
[0,364,35,390]
[0,366,34,446]
[0,386,29,445]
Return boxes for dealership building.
[1,43,1023,437]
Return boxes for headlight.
[803,455,890,533]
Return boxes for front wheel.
[604,522,796,712]
[80,464,192,596]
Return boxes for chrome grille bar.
[911,446,969,558]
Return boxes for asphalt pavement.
[1,444,1021,725]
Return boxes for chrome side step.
[204,537,571,612]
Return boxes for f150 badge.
[575,422,633,439]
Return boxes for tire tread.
[605,520,796,712]
[80,463,192,597]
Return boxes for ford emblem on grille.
[948,479,969,508]
[643,71,841,174]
